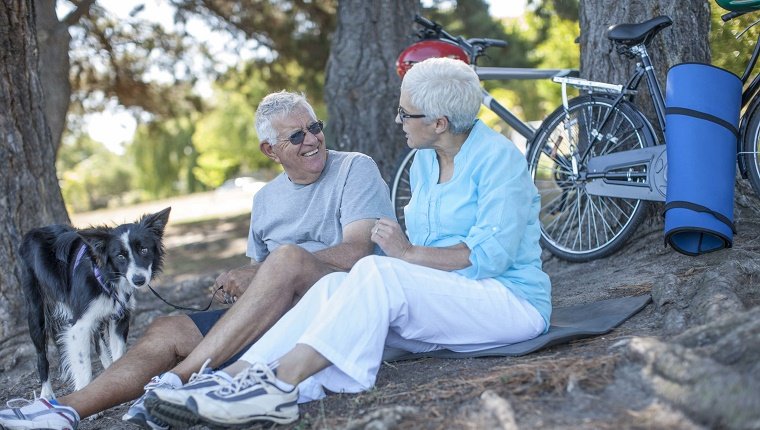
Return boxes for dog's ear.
[78,228,112,262]
[140,207,171,237]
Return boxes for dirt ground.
[1,194,758,429]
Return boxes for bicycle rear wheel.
[527,95,655,262]
[744,107,760,197]
[390,148,417,233]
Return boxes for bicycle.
[526,7,760,262]
[391,15,578,231]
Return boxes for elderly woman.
[145,57,551,428]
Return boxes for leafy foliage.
[168,0,337,102]
[129,116,201,199]
[192,90,275,188]
[57,134,133,212]
[710,3,760,77]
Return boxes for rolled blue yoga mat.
[663,63,741,256]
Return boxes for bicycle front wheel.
[527,95,655,262]
[744,107,760,197]
[390,148,417,233]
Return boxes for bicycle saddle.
[606,15,672,46]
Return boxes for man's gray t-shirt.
[246,150,394,262]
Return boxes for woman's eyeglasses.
[280,120,324,145]
[397,106,426,123]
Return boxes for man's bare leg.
[170,245,337,380]
[55,315,203,419]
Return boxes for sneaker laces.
[142,375,166,391]
[186,358,214,386]
[183,358,232,390]
[217,363,271,397]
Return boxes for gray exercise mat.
[382,294,651,361]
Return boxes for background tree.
[35,0,94,152]
[324,0,418,180]
[0,0,69,339]
[58,133,133,212]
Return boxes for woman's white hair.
[401,57,481,134]
[255,91,318,144]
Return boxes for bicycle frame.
[552,42,669,203]
[476,66,578,140]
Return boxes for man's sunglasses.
[280,120,324,145]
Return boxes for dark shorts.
[188,309,256,369]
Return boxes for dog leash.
[146,284,226,312]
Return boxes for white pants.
[239,255,545,403]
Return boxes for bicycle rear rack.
[553,76,638,111]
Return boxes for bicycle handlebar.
[413,14,508,62]
[722,10,749,22]
[468,38,509,48]
[414,14,437,30]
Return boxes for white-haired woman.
[145,57,552,428]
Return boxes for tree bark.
[324,0,418,181]
[35,0,70,153]
[0,0,69,340]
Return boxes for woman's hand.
[213,264,259,304]
[371,217,413,259]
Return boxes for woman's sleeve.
[456,154,534,279]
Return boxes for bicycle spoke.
[586,193,615,239]
[585,192,602,247]
[602,128,641,155]
[572,189,587,250]
[541,139,573,172]
[607,196,636,219]
[551,188,581,244]
[539,151,573,175]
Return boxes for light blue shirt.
[405,120,552,329]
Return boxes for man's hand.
[214,264,259,303]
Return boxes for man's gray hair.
[255,91,318,144]
[401,57,481,134]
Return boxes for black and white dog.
[19,207,171,398]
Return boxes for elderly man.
[0,90,394,430]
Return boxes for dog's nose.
[132,274,146,286]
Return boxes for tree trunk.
[324,0,418,181]
[0,0,69,341]
[35,0,72,153]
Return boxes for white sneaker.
[144,360,233,428]
[122,373,180,429]
[0,398,80,430]
[189,362,299,427]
